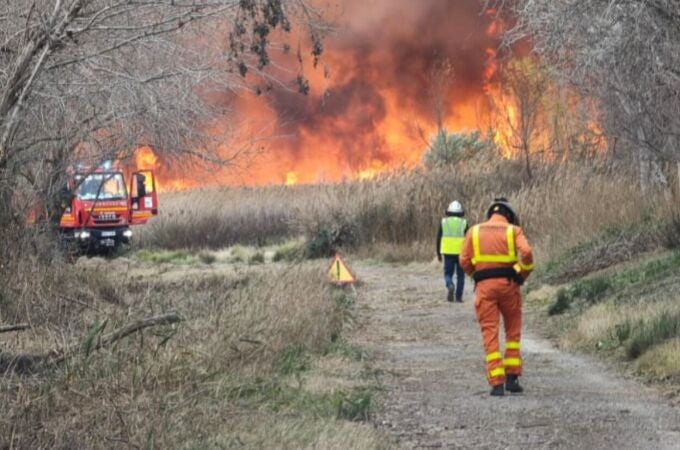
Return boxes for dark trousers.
[444,255,465,299]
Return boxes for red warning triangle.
[327,254,357,285]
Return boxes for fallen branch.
[0,312,181,375]
[0,323,30,333]
[93,312,181,353]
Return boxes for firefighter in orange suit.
[460,198,534,396]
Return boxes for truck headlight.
[78,231,91,239]
[123,230,133,238]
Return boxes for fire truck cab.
[60,162,158,252]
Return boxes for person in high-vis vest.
[460,198,534,396]
[436,201,469,303]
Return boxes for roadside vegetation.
[0,258,387,448]
[528,222,680,387]
[138,159,666,264]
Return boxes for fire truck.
[59,162,158,252]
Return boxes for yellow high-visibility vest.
[440,217,467,255]
[470,224,518,265]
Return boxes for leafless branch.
[0,312,181,375]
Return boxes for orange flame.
[131,3,602,190]
[285,172,298,186]
[135,145,158,169]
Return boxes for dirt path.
[353,263,680,449]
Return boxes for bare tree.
[500,0,680,186]
[0,0,326,240]
[492,57,549,179]
[428,58,454,134]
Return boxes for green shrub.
[306,221,358,259]
[332,289,355,310]
[627,310,680,359]
[249,252,265,265]
[571,278,612,304]
[548,288,572,315]
[657,210,680,249]
[272,241,304,262]
[276,344,310,375]
[306,227,333,258]
[548,277,612,315]
[229,245,246,263]
[136,249,190,264]
[422,129,496,169]
[333,390,373,422]
[198,251,216,264]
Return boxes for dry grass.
[539,251,680,382]
[139,159,669,266]
[514,164,652,261]
[137,186,299,250]
[0,259,386,449]
[563,294,680,381]
[635,338,680,381]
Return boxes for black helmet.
[487,197,519,225]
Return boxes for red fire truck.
[59,162,158,251]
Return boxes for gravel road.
[353,263,680,450]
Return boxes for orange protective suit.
[460,213,534,387]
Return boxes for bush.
[276,344,310,375]
[136,249,191,264]
[627,310,680,359]
[422,129,497,169]
[198,251,217,264]
[548,288,572,315]
[571,278,612,303]
[305,220,358,259]
[272,241,304,262]
[229,245,246,263]
[548,277,612,315]
[249,251,265,265]
[333,390,373,422]
[658,209,680,250]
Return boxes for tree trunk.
[523,144,533,180]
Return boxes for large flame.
[133,1,600,190]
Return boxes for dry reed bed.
[141,160,665,263]
[1,261,383,448]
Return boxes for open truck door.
[130,170,159,225]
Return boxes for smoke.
[149,0,503,188]
[251,0,502,184]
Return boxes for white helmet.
[447,201,463,214]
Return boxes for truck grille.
[94,212,121,224]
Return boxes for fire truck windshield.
[76,173,127,201]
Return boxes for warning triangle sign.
[327,254,357,285]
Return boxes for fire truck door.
[130,170,159,225]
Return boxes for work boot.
[447,286,454,302]
[505,374,524,393]
[455,295,463,303]
[490,384,505,396]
